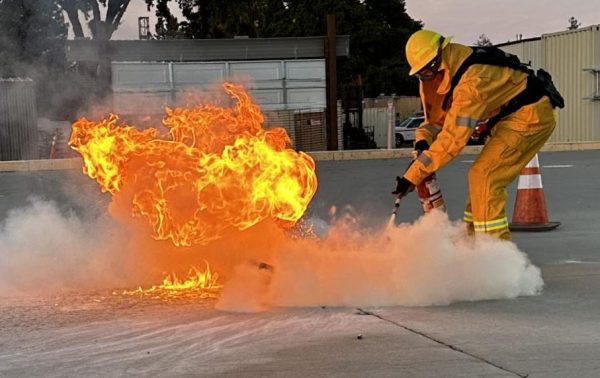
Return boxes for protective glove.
[412,140,429,160]
[414,140,430,153]
[392,176,414,197]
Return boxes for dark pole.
[325,14,338,151]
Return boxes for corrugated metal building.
[498,25,600,143]
[0,78,38,161]
[67,37,350,62]
[67,37,350,151]
[111,59,328,113]
[66,38,350,113]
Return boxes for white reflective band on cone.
[525,155,540,169]
[518,173,543,189]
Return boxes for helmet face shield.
[415,55,441,81]
[415,37,444,82]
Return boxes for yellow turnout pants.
[463,96,556,240]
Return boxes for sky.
[111,0,600,45]
[404,0,600,45]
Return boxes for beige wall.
[363,96,422,119]
[543,26,600,142]
[500,26,600,143]
[499,39,543,70]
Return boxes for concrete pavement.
[0,150,599,377]
[306,150,600,377]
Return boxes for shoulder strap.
[442,46,533,111]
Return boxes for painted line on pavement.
[460,162,574,168]
[542,165,574,168]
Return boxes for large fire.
[69,83,318,247]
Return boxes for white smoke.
[0,198,543,309]
[217,210,543,311]
[0,198,127,295]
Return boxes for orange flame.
[121,262,223,300]
[69,83,318,246]
[161,263,221,291]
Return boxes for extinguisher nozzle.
[391,196,402,216]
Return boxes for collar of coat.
[435,43,474,95]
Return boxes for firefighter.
[392,29,560,240]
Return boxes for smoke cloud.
[0,196,542,310]
[217,210,543,311]
[0,198,128,295]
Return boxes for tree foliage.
[146,0,422,96]
[0,0,67,77]
[57,0,131,40]
[145,0,262,39]
[567,16,581,30]
[147,0,182,39]
[0,0,70,117]
[474,33,493,47]
[55,0,133,111]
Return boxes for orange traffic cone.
[509,154,560,231]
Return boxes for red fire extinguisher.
[416,173,446,213]
[390,150,446,219]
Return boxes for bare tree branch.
[88,0,101,21]
[59,0,86,38]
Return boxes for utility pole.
[325,14,338,151]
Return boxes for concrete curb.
[0,158,83,172]
[309,146,482,161]
[539,141,600,152]
[309,141,600,161]
[0,142,598,172]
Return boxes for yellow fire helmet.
[406,29,453,76]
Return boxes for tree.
[567,16,581,30]
[57,0,131,40]
[145,0,263,39]
[0,0,69,117]
[147,0,182,39]
[146,0,423,97]
[256,0,423,96]
[474,33,492,47]
[56,1,132,108]
[0,0,67,77]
